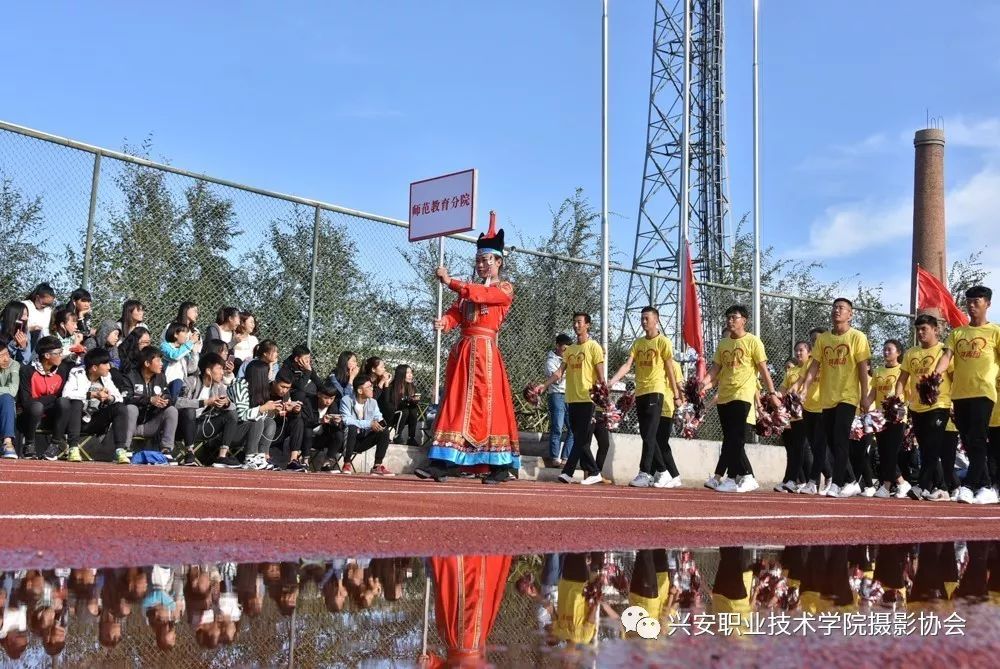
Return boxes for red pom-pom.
[881,396,907,424]
[916,373,942,406]
[754,393,791,437]
[616,391,636,414]
[522,384,540,406]
[783,392,804,421]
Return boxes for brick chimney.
[911,128,946,316]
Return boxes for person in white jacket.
[61,347,132,463]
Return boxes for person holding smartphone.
[176,353,246,468]
[123,347,179,462]
[340,375,393,476]
[385,365,422,447]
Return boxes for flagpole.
[751,0,762,334]
[679,0,691,343]
[600,0,610,355]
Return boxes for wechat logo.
[621,605,661,639]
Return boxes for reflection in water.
[0,543,995,666]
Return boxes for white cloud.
[795,132,897,172]
[941,117,1000,151]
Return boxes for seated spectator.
[117,300,146,340]
[89,321,123,369]
[175,353,246,468]
[0,301,32,365]
[61,347,131,464]
[281,345,322,468]
[384,364,422,447]
[233,311,258,363]
[64,288,95,347]
[329,350,359,401]
[22,282,56,341]
[202,339,237,387]
[237,339,279,380]
[0,335,18,458]
[228,360,280,471]
[340,375,392,476]
[123,348,180,461]
[266,367,305,472]
[50,308,84,363]
[170,301,201,340]
[160,322,196,400]
[17,336,71,460]
[117,327,152,377]
[305,383,344,473]
[205,307,245,353]
[363,356,392,405]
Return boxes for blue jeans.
[547,393,574,459]
[0,394,15,439]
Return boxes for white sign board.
[408,168,477,242]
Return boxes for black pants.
[594,420,611,471]
[391,406,421,443]
[713,547,749,602]
[822,403,857,486]
[66,401,128,449]
[344,426,390,465]
[717,401,752,478]
[911,409,948,491]
[636,393,663,475]
[953,397,994,490]
[941,431,960,492]
[655,418,680,478]
[562,402,599,477]
[875,422,905,483]
[782,419,807,483]
[21,396,71,447]
[805,410,831,484]
[179,409,247,449]
[304,423,345,463]
[849,434,875,488]
[630,550,667,599]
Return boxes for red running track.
[2,460,999,569]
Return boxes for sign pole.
[433,237,445,405]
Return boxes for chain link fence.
[0,120,913,446]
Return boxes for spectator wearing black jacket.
[123,347,179,459]
[280,345,322,467]
[18,336,72,459]
[304,383,345,472]
[384,364,422,446]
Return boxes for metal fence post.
[306,206,321,349]
[789,297,796,357]
[82,153,101,289]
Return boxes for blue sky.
[3,1,999,308]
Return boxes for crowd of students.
[539,286,1000,505]
[0,283,426,474]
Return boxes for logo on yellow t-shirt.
[719,348,745,369]
[636,348,659,367]
[956,337,988,360]
[565,352,586,369]
[875,375,895,397]
[823,344,850,366]
[908,354,936,376]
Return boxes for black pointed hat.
[476,211,504,255]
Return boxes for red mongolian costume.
[428,213,521,469]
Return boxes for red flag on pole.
[682,241,706,378]
[916,264,968,328]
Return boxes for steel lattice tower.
[622,0,730,344]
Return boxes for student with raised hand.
[607,306,683,488]
[701,305,779,494]
[61,347,131,464]
[18,336,72,460]
[0,301,32,365]
[122,347,179,462]
[794,298,872,499]
[0,335,18,459]
[933,285,1000,504]
[22,282,56,340]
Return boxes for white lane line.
[1,513,999,523]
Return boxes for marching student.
[537,313,606,486]
[652,358,684,488]
[795,298,872,498]
[777,341,816,493]
[895,316,951,501]
[933,285,1000,504]
[608,306,683,488]
[700,305,779,494]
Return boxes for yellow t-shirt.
[563,339,605,404]
[811,328,871,409]
[713,333,766,405]
[630,334,675,397]
[661,361,684,418]
[783,362,822,415]
[872,366,902,406]
[945,323,1000,402]
[900,343,953,413]
[554,579,596,645]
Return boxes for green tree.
[0,171,49,298]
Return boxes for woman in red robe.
[424,211,520,484]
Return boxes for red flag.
[682,241,706,378]
[916,264,968,328]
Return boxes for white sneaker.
[629,472,653,488]
[894,481,912,499]
[581,473,604,486]
[652,472,671,488]
[798,482,818,495]
[950,490,960,502]
[873,485,892,499]
[782,480,799,493]
[717,478,738,493]
[825,483,841,498]
[819,481,831,496]
[955,486,975,504]
[907,485,924,501]
[838,482,861,498]
[665,475,683,489]
[972,487,999,505]
[736,475,760,493]
[928,489,951,502]
[861,486,877,498]
[558,473,574,484]
[704,476,722,490]
[773,482,786,492]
